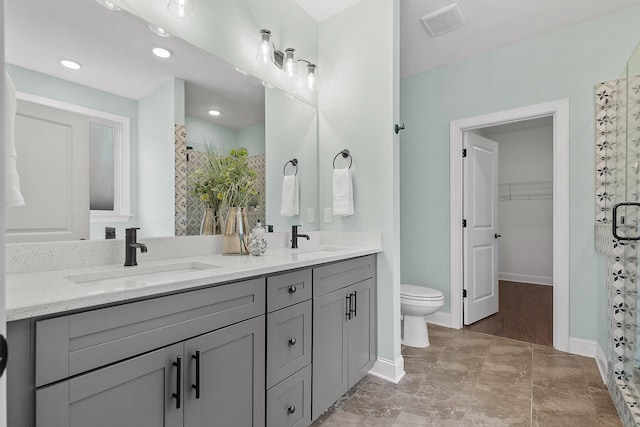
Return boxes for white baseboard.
[369,356,405,384]
[499,272,553,286]
[595,343,608,384]
[568,337,596,358]
[424,311,452,328]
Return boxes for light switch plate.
[324,208,332,223]
[307,208,315,223]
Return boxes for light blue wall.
[138,78,181,237]
[185,115,238,152]
[265,89,317,231]
[237,122,265,156]
[6,64,140,239]
[400,7,640,341]
[318,0,400,362]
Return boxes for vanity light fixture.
[257,29,317,91]
[168,0,194,21]
[208,110,221,116]
[60,59,82,70]
[95,0,121,11]
[152,47,172,58]
[148,23,171,38]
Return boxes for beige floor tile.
[532,385,599,426]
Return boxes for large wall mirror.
[5,0,318,243]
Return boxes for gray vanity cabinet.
[311,256,377,421]
[36,343,184,427]
[184,316,265,427]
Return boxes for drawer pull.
[288,337,297,346]
[191,349,200,399]
[172,355,182,409]
[288,405,296,414]
[288,286,297,294]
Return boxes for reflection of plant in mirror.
[190,146,258,210]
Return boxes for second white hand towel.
[280,174,299,217]
[333,167,354,216]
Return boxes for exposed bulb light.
[283,48,298,79]
[208,110,221,116]
[152,47,171,58]
[148,23,171,37]
[306,64,317,91]
[61,59,82,70]
[258,29,274,64]
[96,0,121,11]
[168,0,194,20]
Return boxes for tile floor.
[311,325,622,426]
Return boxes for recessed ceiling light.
[60,59,82,70]
[148,23,171,38]
[208,110,221,116]
[95,0,121,11]
[152,47,171,58]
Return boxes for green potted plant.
[190,146,258,254]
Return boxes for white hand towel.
[5,71,25,208]
[280,175,299,217]
[333,168,353,216]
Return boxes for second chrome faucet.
[291,225,310,249]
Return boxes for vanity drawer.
[266,300,312,388]
[313,255,376,297]
[267,365,311,427]
[35,278,265,387]
[267,269,312,312]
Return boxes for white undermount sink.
[290,246,345,255]
[64,262,221,287]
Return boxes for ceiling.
[292,0,640,78]
[6,0,265,130]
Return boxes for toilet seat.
[401,284,444,301]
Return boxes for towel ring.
[333,149,352,169]
[283,158,298,176]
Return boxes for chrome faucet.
[124,227,148,266]
[291,225,310,249]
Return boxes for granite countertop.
[6,244,381,321]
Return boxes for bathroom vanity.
[5,239,379,427]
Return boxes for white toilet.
[401,284,445,348]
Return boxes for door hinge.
[462,148,467,158]
[463,289,467,298]
[462,219,467,228]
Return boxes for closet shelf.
[499,181,553,201]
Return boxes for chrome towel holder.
[333,149,352,169]
[283,158,298,176]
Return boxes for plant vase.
[222,207,250,255]
[200,206,221,235]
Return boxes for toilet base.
[402,314,430,348]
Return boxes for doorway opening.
[449,100,569,352]
[462,118,553,346]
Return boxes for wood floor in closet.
[464,280,553,347]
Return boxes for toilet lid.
[401,284,444,301]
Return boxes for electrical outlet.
[307,208,315,223]
[324,208,332,223]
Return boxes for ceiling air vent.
[420,3,466,37]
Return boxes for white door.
[463,132,499,325]
[6,100,90,242]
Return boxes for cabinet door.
[184,316,265,427]
[312,288,348,420]
[347,278,377,388]
[36,343,183,427]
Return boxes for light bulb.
[284,48,298,79]
[306,64,317,91]
[168,0,194,21]
[258,29,274,64]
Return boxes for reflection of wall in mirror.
[6,64,140,241]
